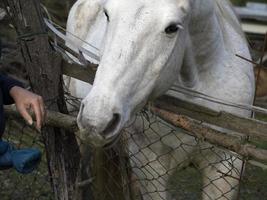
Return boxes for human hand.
[9,86,45,131]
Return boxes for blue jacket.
[0,74,23,136]
[0,38,25,136]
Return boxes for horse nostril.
[102,113,121,137]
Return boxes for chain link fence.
[1,106,267,199]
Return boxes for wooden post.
[3,0,81,199]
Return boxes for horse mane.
[213,0,247,49]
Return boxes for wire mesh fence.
[79,109,267,200]
[1,105,267,200]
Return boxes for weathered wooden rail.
[62,59,267,141]
[5,102,267,164]
[59,43,267,164]
[5,75,267,164]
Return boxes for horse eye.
[104,10,110,21]
[165,24,179,34]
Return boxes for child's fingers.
[32,101,42,130]
[18,106,33,126]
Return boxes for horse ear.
[66,0,107,63]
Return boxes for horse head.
[68,0,192,146]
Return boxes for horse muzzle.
[77,100,123,148]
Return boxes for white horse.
[66,0,255,199]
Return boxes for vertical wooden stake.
[3,0,81,199]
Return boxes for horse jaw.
[76,0,190,147]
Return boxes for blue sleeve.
[0,74,24,105]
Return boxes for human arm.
[0,74,24,105]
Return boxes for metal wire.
[170,85,267,115]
